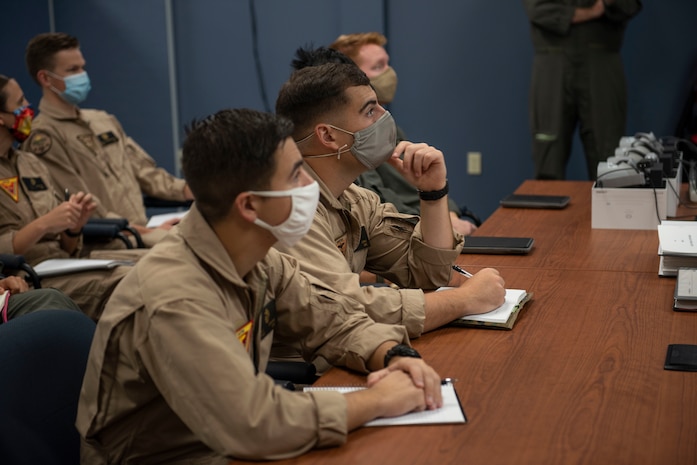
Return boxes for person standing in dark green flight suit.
[524,0,642,180]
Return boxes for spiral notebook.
[33,258,135,278]
[304,380,466,426]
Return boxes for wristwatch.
[384,344,422,367]
[417,180,449,201]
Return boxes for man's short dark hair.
[182,108,294,224]
[25,32,80,84]
[290,45,354,71]
[275,62,370,140]
[0,75,11,111]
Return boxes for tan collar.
[38,97,81,121]
[303,161,347,211]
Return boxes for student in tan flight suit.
[273,62,505,347]
[22,32,194,246]
[77,108,443,464]
[328,33,478,236]
[0,75,142,319]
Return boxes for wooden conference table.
[236,180,697,465]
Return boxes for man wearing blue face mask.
[22,32,194,248]
[274,62,506,353]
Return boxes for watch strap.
[418,180,449,201]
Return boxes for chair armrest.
[82,222,133,249]
[143,196,193,209]
[265,361,318,387]
[87,218,130,229]
[83,222,122,237]
[85,219,145,248]
[0,253,41,289]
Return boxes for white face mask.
[249,181,319,248]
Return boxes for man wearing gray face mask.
[329,33,478,237]
[273,60,505,367]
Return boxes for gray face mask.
[302,111,397,170]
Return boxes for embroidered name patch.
[21,177,48,191]
[97,131,119,146]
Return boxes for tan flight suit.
[0,148,143,319]
[77,204,409,464]
[23,98,188,245]
[275,163,463,340]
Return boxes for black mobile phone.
[460,236,534,255]
[500,194,570,209]
[664,344,697,372]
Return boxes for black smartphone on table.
[500,194,570,209]
[460,236,534,254]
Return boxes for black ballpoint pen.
[452,265,473,278]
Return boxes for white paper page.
[146,211,188,228]
[34,258,134,278]
[305,382,466,426]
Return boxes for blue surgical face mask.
[46,70,91,105]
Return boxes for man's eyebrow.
[289,159,304,179]
[359,99,378,114]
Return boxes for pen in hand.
[64,188,70,202]
[452,265,473,279]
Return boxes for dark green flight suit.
[524,0,642,180]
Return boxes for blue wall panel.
[0,0,51,105]
[1,0,696,220]
[51,0,176,174]
[388,0,535,217]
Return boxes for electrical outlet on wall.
[467,152,482,175]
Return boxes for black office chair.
[84,218,145,249]
[265,361,319,390]
[0,253,41,288]
[0,310,96,465]
[143,196,193,210]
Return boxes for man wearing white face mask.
[22,32,194,248]
[274,62,506,350]
[77,108,443,463]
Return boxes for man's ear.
[315,123,342,150]
[36,70,53,88]
[235,191,260,224]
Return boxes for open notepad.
[304,381,466,426]
[438,287,533,329]
[33,258,135,278]
[146,210,189,228]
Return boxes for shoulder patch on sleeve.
[25,130,52,156]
